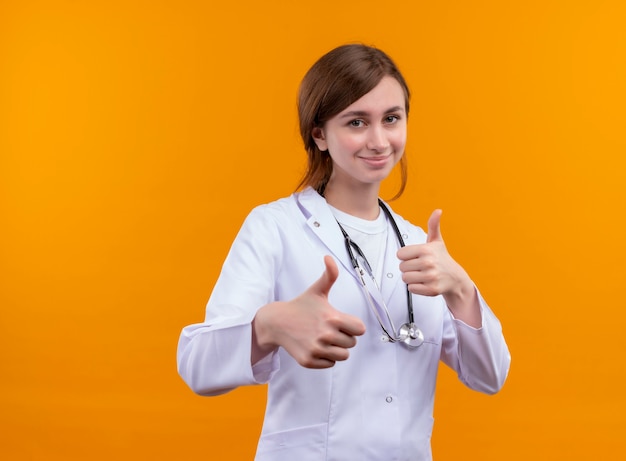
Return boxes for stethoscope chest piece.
[333,198,426,349]
[399,322,424,348]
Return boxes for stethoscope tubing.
[335,200,423,348]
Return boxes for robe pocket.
[255,423,327,460]
[422,335,439,346]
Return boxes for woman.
[177,44,510,461]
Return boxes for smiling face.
[312,76,407,192]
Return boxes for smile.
[359,153,393,167]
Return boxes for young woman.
[177,44,510,461]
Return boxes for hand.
[252,256,366,369]
[396,210,481,327]
[397,210,470,297]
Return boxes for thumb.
[426,209,443,243]
[311,255,339,298]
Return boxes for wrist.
[444,275,474,304]
[443,278,482,328]
[251,303,281,364]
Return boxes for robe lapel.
[295,190,422,308]
[295,189,360,283]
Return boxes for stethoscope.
[335,200,424,348]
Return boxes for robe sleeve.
[177,205,283,396]
[440,287,511,394]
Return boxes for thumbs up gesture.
[396,210,482,327]
[252,256,366,369]
[396,210,461,296]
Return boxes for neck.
[323,180,381,220]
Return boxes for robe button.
[386,273,393,278]
[385,396,393,403]
[313,221,320,227]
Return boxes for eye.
[349,119,365,128]
[384,115,400,124]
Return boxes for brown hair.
[296,44,411,199]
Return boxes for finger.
[407,282,440,297]
[396,244,420,261]
[329,331,359,349]
[311,255,339,298]
[337,314,366,337]
[300,357,336,369]
[398,257,426,273]
[321,345,351,362]
[301,345,350,368]
[426,209,443,243]
[312,343,351,363]
[401,268,436,287]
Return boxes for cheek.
[328,132,363,154]
[391,130,407,151]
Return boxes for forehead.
[338,76,406,115]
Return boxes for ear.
[311,127,328,152]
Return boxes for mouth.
[359,153,393,167]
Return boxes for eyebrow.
[339,106,405,118]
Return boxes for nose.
[366,125,389,153]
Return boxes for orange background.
[1,1,625,459]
